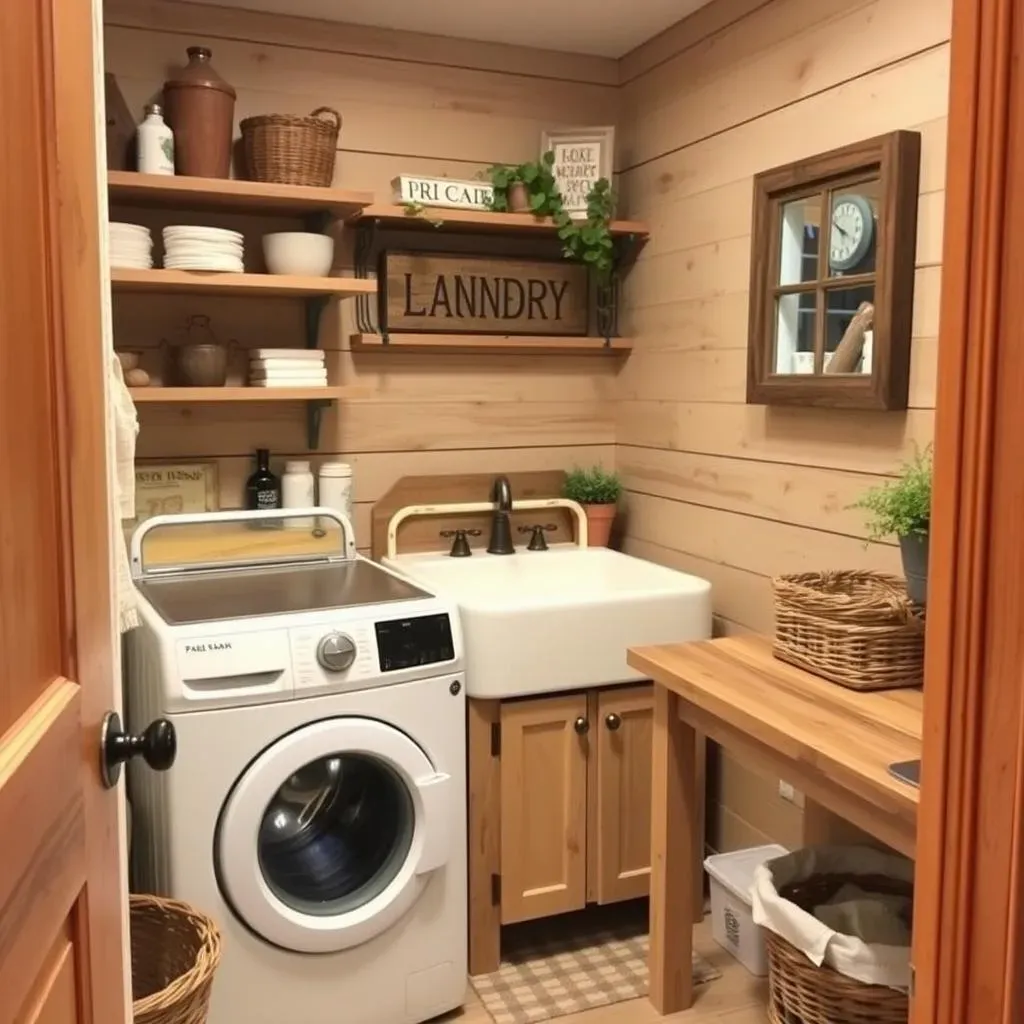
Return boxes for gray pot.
[899,532,929,605]
[174,343,228,386]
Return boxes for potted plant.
[485,155,617,285]
[853,446,932,604]
[563,466,622,547]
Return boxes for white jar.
[318,462,354,542]
[136,104,175,176]
[282,460,315,529]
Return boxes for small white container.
[319,462,353,542]
[262,232,334,276]
[704,844,788,976]
[282,460,315,528]
[136,104,175,176]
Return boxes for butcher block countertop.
[628,633,922,845]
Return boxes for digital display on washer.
[375,613,454,672]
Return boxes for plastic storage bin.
[704,844,788,976]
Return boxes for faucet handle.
[440,528,481,558]
[518,523,556,552]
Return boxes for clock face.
[829,194,875,272]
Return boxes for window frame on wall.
[746,131,921,411]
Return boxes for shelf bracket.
[306,398,332,450]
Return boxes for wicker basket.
[772,570,924,691]
[240,107,341,187]
[131,894,222,1024]
[765,872,911,1024]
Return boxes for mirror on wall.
[747,132,920,410]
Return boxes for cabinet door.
[592,684,655,904]
[499,693,588,924]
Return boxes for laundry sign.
[383,252,589,335]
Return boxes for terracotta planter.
[583,503,617,547]
[507,182,531,213]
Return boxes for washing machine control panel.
[316,632,357,673]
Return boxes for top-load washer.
[125,509,467,1024]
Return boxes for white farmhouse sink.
[383,545,711,698]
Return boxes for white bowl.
[262,232,334,277]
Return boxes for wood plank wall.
[103,0,620,552]
[615,0,950,850]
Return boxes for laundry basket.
[131,894,222,1024]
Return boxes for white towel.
[110,353,140,632]
[249,379,329,388]
[250,358,326,371]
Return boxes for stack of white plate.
[248,348,328,388]
[109,222,153,269]
[162,225,244,273]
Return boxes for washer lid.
[216,717,451,953]
[137,559,429,625]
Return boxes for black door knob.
[606,713,622,731]
[100,711,177,789]
[574,716,590,736]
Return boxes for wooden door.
[499,694,588,924]
[912,1,1024,1020]
[0,3,127,1024]
[590,685,654,904]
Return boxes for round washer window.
[257,753,415,917]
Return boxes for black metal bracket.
[353,216,380,338]
[303,295,331,449]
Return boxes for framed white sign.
[541,127,615,217]
[392,175,494,211]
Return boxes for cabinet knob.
[605,712,622,731]
[573,716,590,735]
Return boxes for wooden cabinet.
[468,683,705,975]
[499,693,589,924]
[590,685,654,904]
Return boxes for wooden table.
[627,634,922,1015]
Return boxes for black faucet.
[487,475,515,555]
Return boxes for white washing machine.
[126,510,467,1024]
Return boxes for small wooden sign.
[134,462,219,523]
[383,252,589,335]
[392,175,494,210]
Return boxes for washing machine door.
[216,716,451,953]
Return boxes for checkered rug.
[470,905,720,1024]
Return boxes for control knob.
[316,632,357,672]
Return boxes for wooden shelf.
[129,387,344,402]
[348,204,649,238]
[110,268,376,299]
[350,333,632,354]
[108,171,374,217]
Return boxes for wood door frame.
[913,1,1024,1021]
[52,0,129,1020]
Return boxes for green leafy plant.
[484,153,617,283]
[562,466,622,506]
[852,446,932,540]
[399,200,444,227]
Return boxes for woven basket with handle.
[772,570,924,691]
[131,894,221,1024]
[765,872,911,1024]
[240,107,341,187]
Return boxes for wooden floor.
[446,918,768,1023]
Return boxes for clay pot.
[163,46,236,178]
[583,503,617,547]
[507,182,531,213]
[174,344,228,386]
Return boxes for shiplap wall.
[615,0,950,850]
[103,0,620,550]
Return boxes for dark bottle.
[245,449,281,515]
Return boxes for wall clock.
[746,131,921,411]
[829,194,875,272]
